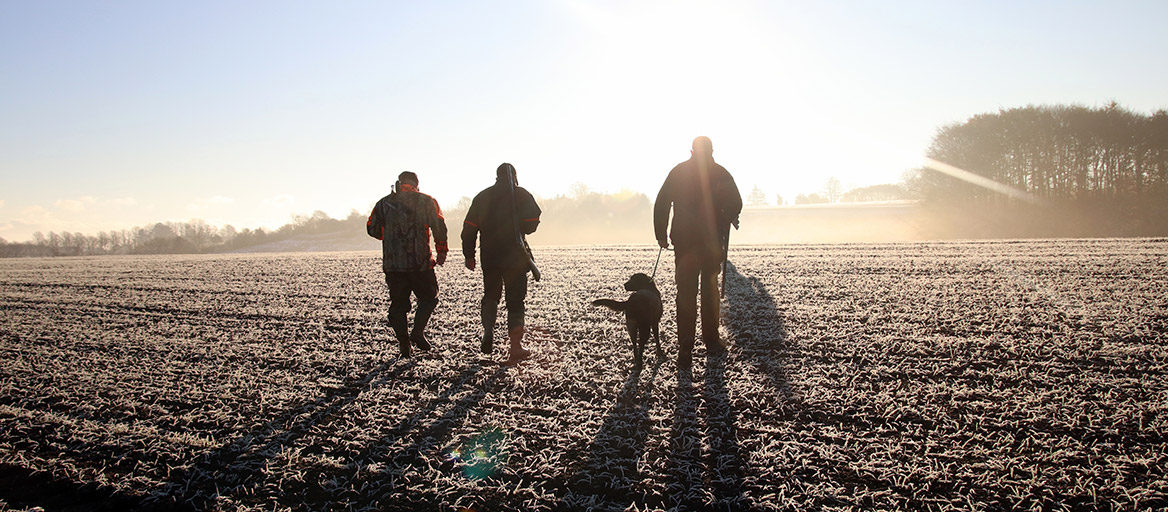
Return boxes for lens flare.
[445,427,509,481]
[923,157,1040,203]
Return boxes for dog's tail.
[591,298,628,311]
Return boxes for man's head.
[398,171,419,187]
[497,163,518,184]
[691,136,713,157]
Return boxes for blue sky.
[2,0,1166,241]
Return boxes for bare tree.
[824,177,843,203]
[747,185,769,207]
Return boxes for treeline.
[905,102,1168,235]
[0,188,657,257]
[0,210,368,258]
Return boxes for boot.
[390,314,410,357]
[502,326,531,366]
[481,329,494,354]
[677,336,694,370]
[410,331,431,352]
[412,299,436,352]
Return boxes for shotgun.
[506,166,541,281]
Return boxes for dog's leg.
[653,323,664,360]
[628,323,642,370]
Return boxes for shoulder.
[668,160,694,177]
[420,192,443,209]
[714,163,734,179]
[472,186,495,201]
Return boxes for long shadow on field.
[702,352,749,508]
[146,356,418,510]
[340,362,510,510]
[566,361,661,504]
[722,261,797,404]
[661,355,753,510]
[665,367,704,510]
[663,261,796,509]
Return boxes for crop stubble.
[0,240,1165,511]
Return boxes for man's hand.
[436,252,447,266]
[658,239,669,250]
[465,257,476,271]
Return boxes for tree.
[182,219,214,250]
[151,222,176,240]
[219,225,237,242]
[775,194,783,206]
[840,184,908,202]
[569,182,591,200]
[795,193,828,205]
[824,177,843,203]
[747,185,769,207]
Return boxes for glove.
[658,239,669,250]
[436,252,447,266]
[465,257,476,271]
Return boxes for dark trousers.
[386,270,439,342]
[482,266,528,332]
[675,250,722,357]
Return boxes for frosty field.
[1,240,1166,511]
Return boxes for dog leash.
[650,245,666,281]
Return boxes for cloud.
[53,196,97,213]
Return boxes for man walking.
[462,163,542,366]
[367,171,449,357]
[654,136,742,369]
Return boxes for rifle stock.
[506,166,541,282]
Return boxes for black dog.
[592,273,663,369]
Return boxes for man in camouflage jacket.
[368,171,449,357]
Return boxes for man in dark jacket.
[367,171,449,357]
[462,163,542,366]
[654,136,742,370]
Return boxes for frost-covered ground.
[1,240,1166,511]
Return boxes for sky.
[2,0,1166,242]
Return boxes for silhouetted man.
[367,171,449,357]
[462,163,542,366]
[655,136,742,369]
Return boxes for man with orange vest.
[368,171,449,357]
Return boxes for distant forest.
[0,210,370,258]
[0,189,661,257]
[905,102,1168,237]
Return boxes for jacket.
[461,177,541,270]
[367,184,449,273]
[654,156,742,262]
